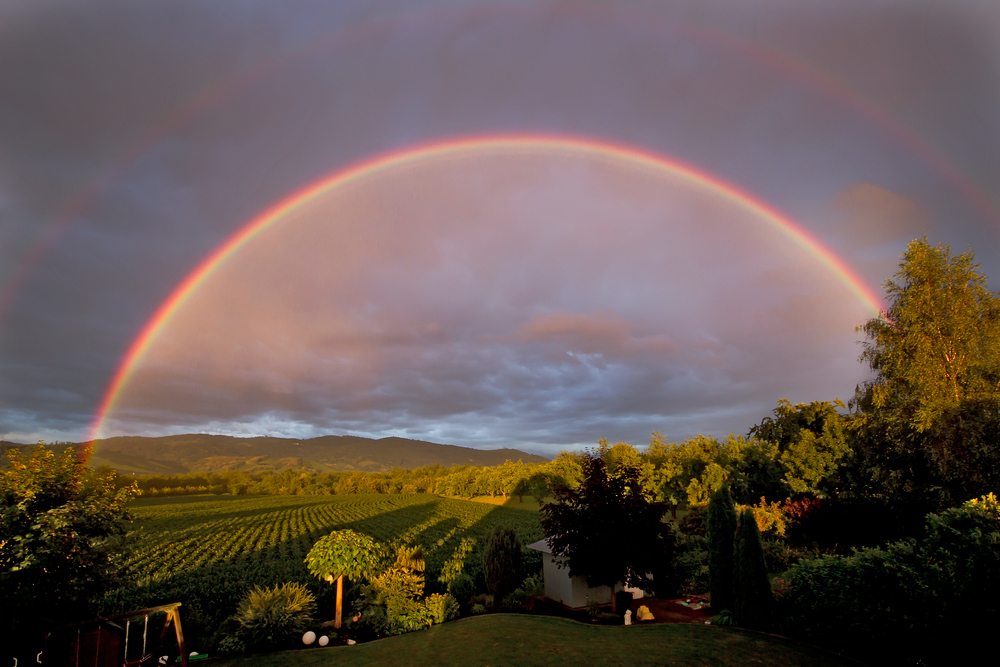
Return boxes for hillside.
[84,433,548,474]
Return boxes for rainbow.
[86,134,885,443]
[7,7,998,333]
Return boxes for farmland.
[99,494,544,650]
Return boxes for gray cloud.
[1,0,998,451]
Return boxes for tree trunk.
[335,574,344,629]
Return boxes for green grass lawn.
[207,615,858,667]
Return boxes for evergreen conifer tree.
[482,525,524,604]
[707,485,738,612]
[734,508,774,629]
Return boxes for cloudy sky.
[2,0,999,456]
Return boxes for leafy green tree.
[482,525,524,604]
[851,237,1000,511]
[749,399,850,498]
[540,450,674,612]
[734,508,774,629]
[305,529,384,629]
[1,445,136,662]
[707,485,738,612]
[856,236,1000,429]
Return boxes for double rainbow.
[87,134,884,442]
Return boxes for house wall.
[542,553,614,609]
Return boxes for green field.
[102,494,544,650]
[210,615,858,667]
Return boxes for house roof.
[525,537,554,554]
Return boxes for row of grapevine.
[99,494,544,651]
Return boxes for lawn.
[207,615,858,667]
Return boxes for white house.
[526,537,651,609]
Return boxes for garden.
[3,237,1000,666]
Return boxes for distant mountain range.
[3,434,548,475]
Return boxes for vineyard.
[99,494,544,650]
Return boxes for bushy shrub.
[447,572,475,611]
[675,534,710,595]
[425,593,460,624]
[760,537,804,573]
[501,588,530,611]
[520,572,545,597]
[233,582,316,651]
[482,525,524,603]
[678,504,708,536]
[354,567,430,637]
[216,635,246,656]
[777,498,1000,663]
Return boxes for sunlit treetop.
[856,236,1000,430]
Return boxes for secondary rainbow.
[87,133,885,443]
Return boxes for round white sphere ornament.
[302,631,316,645]
[318,635,329,647]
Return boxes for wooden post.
[172,608,189,667]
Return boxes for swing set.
[41,603,189,667]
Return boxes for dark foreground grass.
[208,615,858,667]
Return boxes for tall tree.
[1,445,136,662]
[707,485,738,612]
[856,236,1000,430]
[540,450,674,612]
[305,529,384,629]
[852,237,1000,510]
[734,508,773,629]
[482,525,524,604]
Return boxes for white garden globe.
[302,631,316,645]
[318,635,329,647]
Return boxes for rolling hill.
[80,433,548,474]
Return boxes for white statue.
[624,609,632,626]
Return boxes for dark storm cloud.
[2,0,999,451]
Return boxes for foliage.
[0,445,136,637]
[759,538,804,573]
[964,492,1000,517]
[848,237,1000,514]
[748,399,850,498]
[737,497,787,536]
[856,236,1000,429]
[425,592,460,624]
[541,449,675,608]
[501,587,530,611]
[353,570,428,636]
[447,572,475,611]
[305,529,386,582]
[734,509,773,630]
[521,571,545,597]
[707,485,737,612]
[676,504,707,536]
[482,524,525,603]
[98,494,542,651]
[675,534,710,596]
[777,498,1000,664]
[232,582,316,651]
[437,536,477,585]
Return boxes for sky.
[2,0,999,457]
